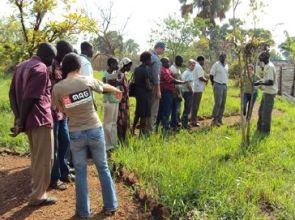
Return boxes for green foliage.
[149,15,208,60]
[0,0,97,68]
[279,32,295,61]
[180,0,231,26]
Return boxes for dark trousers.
[51,118,70,182]
[191,92,203,123]
[212,83,227,123]
[243,92,257,118]
[257,93,275,134]
[157,90,174,130]
[171,96,182,128]
[182,92,193,128]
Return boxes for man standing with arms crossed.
[9,43,56,206]
[148,42,165,132]
[210,53,228,127]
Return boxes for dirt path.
[0,155,149,220]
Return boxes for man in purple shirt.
[9,43,57,206]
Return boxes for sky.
[1,0,295,52]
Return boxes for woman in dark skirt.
[132,52,153,135]
[117,58,132,142]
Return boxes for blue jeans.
[51,118,70,182]
[243,92,257,118]
[182,92,193,128]
[69,127,118,217]
[157,90,174,130]
[171,96,182,128]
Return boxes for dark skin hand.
[254,80,274,86]
[10,98,36,137]
[210,75,214,85]
[199,77,208,83]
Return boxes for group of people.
[9,41,121,218]
[8,38,277,218]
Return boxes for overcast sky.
[1,0,295,51]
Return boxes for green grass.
[2,71,293,219]
[112,97,295,219]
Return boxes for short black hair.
[81,41,92,52]
[107,57,118,67]
[175,55,183,63]
[36,43,56,66]
[140,51,152,62]
[56,40,73,62]
[196,56,205,62]
[61,53,81,79]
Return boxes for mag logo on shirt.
[62,89,92,108]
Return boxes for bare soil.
[0,155,149,220]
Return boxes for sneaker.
[60,174,75,183]
[49,180,67,191]
[28,197,57,207]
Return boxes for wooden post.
[278,66,283,96]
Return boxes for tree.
[149,15,207,60]
[279,32,295,62]
[180,0,231,26]
[123,39,140,56]
[7,0,97,58]
[93,31,124,55]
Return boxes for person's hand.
[10,119,23,137]
[156,89,161,99]
[114,90,123,101]
[254,80,262,86]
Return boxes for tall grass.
[113,97,295,218]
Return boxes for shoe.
[60,174,75,183]
[69,167,75,175]
[28,197,57,206]
[49,180,67,191]
[103,208,116,216]
[211,120,218,127]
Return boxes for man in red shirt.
[156,57,186,132]
[9,43,57,206]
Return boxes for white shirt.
[210,61,228,84]
[181,69,193,92]
[169,64,181,78]
[80,55,93,78]
[261,62,278,94]
[192,62,206,93]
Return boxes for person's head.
[247,64,255,76]
[36,43,56,66]
[219,52,226,64]
[119,57,133,72]
[160,57,170,68]
[259,51,270,65]
[107,57,119,72]
[187,59,196,71]
[154,42,165,55]
[80,41,93,58]
[196,55,205,66]
[175,55,184,67]
[56,40,73,63]
[61,53,81,79]
[140,51,152,65]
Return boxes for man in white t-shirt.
[210,53,229,126]
[80,42,94,78]
[254,51,277,134]
[191,56,208,126]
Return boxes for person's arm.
[9,73,19,119]
[254,66,275,86]
[209,64,215,85]
[199,76,208,83]
[151,59,161,98]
